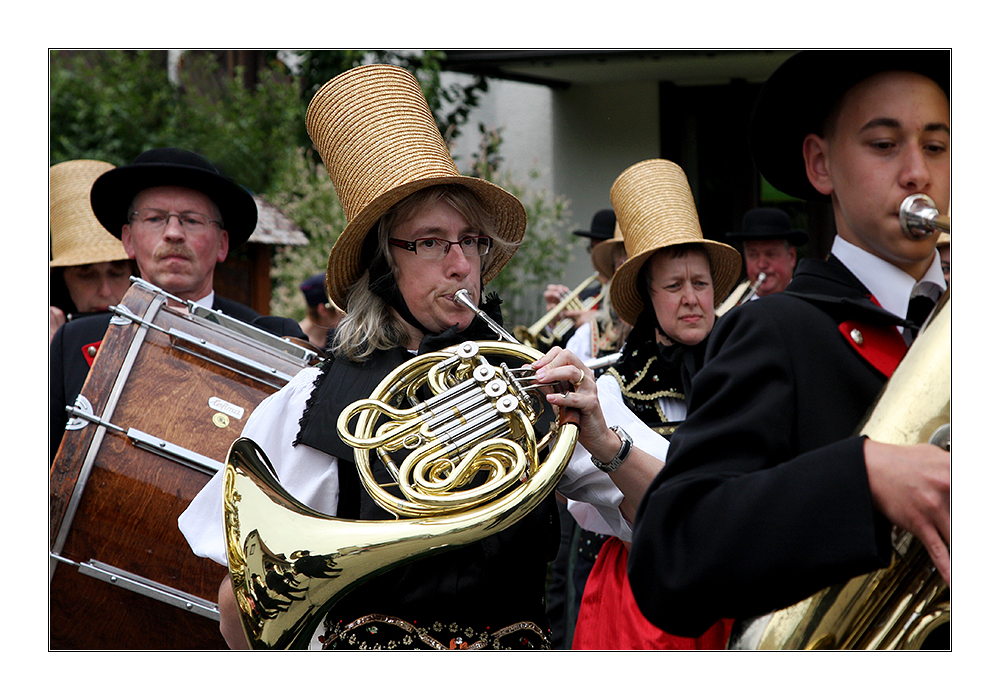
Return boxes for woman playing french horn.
[178,64,660,650]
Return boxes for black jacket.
[627,256,908,637]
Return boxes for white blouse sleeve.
[565,322,593,364]
[557,373,670,542]
[177,366,341,566]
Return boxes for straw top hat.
[305,64,526,310]
[608,159,742,326]
[89,147,258,248]
[591,222,625,281]
[749,50,950,202]
[50,160,130,268]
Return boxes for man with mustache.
[50,147,305,460]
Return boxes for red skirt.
[572,537,733,650]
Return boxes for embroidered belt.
[321,613,552,650]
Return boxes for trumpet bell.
[224,340,579,649]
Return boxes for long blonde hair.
[331,185,514,362]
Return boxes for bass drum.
[50,280,318,650]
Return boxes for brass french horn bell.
[223,295,582,648]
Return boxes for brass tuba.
[728,291,950,649]
[223,332,581,648]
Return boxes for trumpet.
[513,273,604,348]
[715,272,766,316]
[737,272,766,306]
[900,193,950,240]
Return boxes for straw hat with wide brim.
[591,222,625,281]
[749,50,950,202]
[89,147,258,248]
[50,160,130,268]
[306,64,526,310]
[609,159,742,327]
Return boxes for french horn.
[223,300,582,648]
[728,289,950,649]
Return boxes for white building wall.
[448,72,662,295]
[446,74,554,193]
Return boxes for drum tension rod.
[64,404,223,476]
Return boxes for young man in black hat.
[626,50,951,639]
[725,207,807,301]
[49,147,305,460]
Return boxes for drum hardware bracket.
[64,404,223,476]
[129,276,319,363]
[50,552,221,621]
[111,303,296,386]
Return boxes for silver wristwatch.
[591,425,632,474]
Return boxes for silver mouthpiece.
[899,194,950,240]
[454,288,620,370]
[454,289,519,343]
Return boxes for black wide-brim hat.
[90,147,258,248]
[573,208,616,241]
[748,49,950,202]
[726,207,808,247]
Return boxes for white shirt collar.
[192,291,216,309]
[830,236,946,321]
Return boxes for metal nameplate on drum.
[208,396,245,420]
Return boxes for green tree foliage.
[267,146,347,321]
[50,50,179,167]
[50,50,302,195]
[50,49,572,326]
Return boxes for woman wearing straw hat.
[49,160,135,341]
[179,64,640,650]
[547,159,741,649]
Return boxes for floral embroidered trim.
[321,614,551,650]
[606,360,685,402]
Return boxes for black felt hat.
[300,273,328,308]
[90,147,258,248]
[748,49,950,202]
[726,208,808,246]
[573,209,616,241]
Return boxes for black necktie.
[903,282,942,345]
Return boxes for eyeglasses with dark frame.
[129,208,223,235]
[388,235,493,260]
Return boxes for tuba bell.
[223,334,581,649]
[728,290,950,650]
